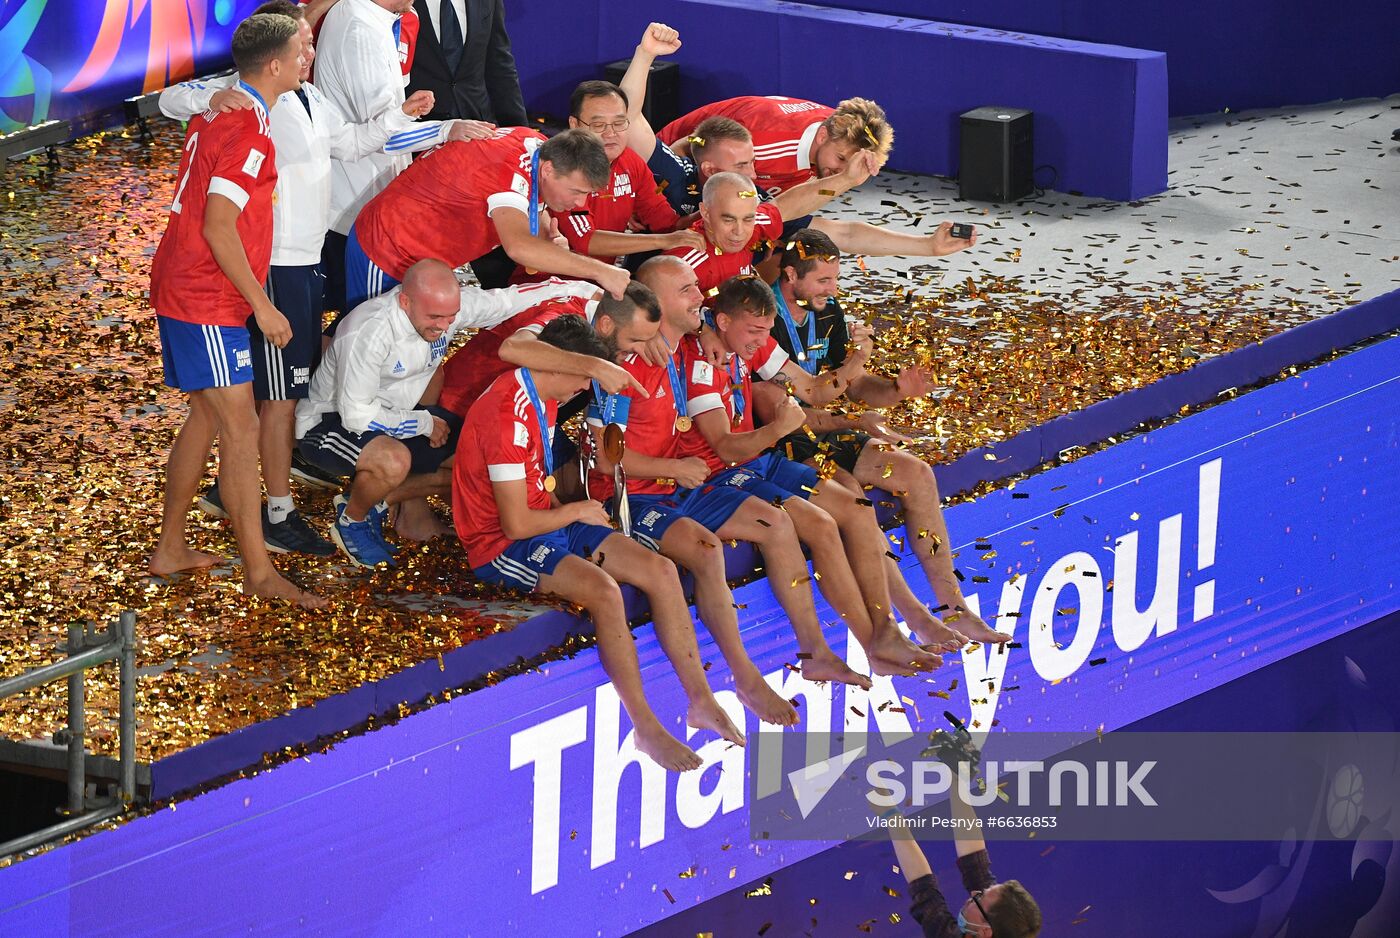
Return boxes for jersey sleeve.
[484,142,532,217]
[751,334,791,382]
[207,117,273,212]
[554,210,595,253]
[454,278,597,332]
[335,325,434,438]
[158,73,236,122]
[755,203,785,244]
[483,412,532,482]
[685,349,725,417]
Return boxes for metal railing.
[0,611,138,857]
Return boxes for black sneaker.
[197,483,227,519]
[291,450,344,491]
[263,508,338,556]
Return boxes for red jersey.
[438,294,593,417]
[355,127,546,279]
[659,96,833,195]
[664,203,784,298]
[676,334,790,474]
[553,147,679,265]
[454,369,559,568]
[585,349,687,500]
[150,95,277,327]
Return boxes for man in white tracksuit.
[296,262,602,567]
[159,0,453,555]
[315,0,496,314]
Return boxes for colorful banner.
[0,0,257,132]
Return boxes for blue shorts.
[709,452,819,504]
[473,522,616,592]
[627,482,755,550]
[253,264,324,401]
[158,316,253,393]
[341,223,400,323]
[298,407,462,478]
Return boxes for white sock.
[267,494,296,524]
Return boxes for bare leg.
[384,462,453,541]
[149,393,221,576]
[658,518,798,726]
[257,398,297,501]
[537,554,701,772]
[883,555,959,655]
[856,448,1007,645]
[203,384,323,607]
[717,499,871,690]
[345,436,411,520]
[600,534,745,748]
[806,478,941,676]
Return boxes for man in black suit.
[408,0,527,126]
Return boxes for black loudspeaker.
[958,106,1033,203]
[602,60,680,130]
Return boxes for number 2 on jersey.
[170,132,201,214]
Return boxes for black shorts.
[777,428,870,473]
[298,406,463,478]
[252,264,324,402]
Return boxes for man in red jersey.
[663,172,784,298]
[627,24,977,261]
[345,127,630,311]
[437,289,648,419]
[677,276,942,677]
[587,257,884,700]
[454,316,744,772]
[757,229,1009,648]
[147,14,322,608]
[661,93,891,196]
[547,80,701,266]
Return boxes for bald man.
[296,259,597,565]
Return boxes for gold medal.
[543,474,556,492]
[675,415,692,432]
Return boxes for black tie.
[439,1,464,73]
[295,87,312,120]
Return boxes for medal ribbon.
[773,281,819,375]
[729,355,746,422]
[528,148,542,238]
[664,340,688,423]
[519,368,553,480]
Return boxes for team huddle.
[147,9,1004,771]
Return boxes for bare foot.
[803,648,873,690]
[908,612,969,653]
[945,607,1010,644]
[736,675,800,727]
[635,721,703,772]
[868,630,943,676]
[687,697,746,746]
[244,570,327,609]
[391,498,452,542]
[149,546,221,577]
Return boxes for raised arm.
[619,23,681,161]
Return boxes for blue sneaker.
[330,500,394,568]
[334,494,398,557]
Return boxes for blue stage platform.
[2,309,1397,935]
